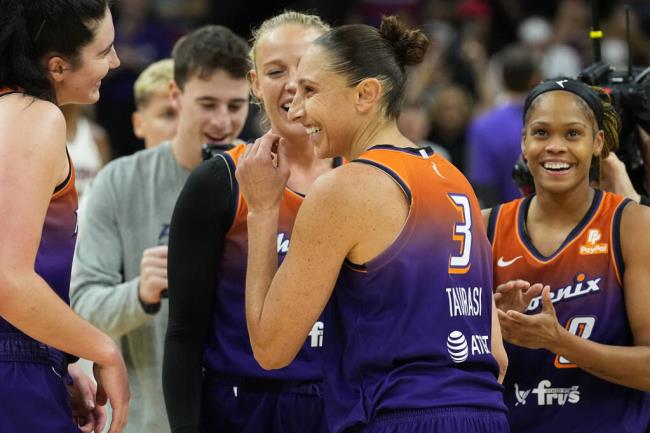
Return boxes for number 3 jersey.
[489,189,650,433]
[325,145,507,433]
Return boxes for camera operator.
[599,126,650,206]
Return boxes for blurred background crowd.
[73,0,650,206]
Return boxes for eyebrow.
[262,59,284,68]
[195,96,249,104]
[99,42,114,56]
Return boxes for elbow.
[252,346,292,371]
[250,340,293,371]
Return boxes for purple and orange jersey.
[201,144,324,382]
[489,190,650,432]
[0,88,78,334]
[325,145,506,433]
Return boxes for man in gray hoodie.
[70,25,250,433]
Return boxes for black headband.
[523,79,604,130]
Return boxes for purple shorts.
[0,361,80,433]
[202,374,327,433]
[350,407,509,433]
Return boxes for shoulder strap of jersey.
[611,194,633,283]
[0,86,20,98]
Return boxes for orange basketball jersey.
[488,190,650,433]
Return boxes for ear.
[520,128,528,162]
[248,69,263,100]
[354,78,382,114]
[46,56,71,83]
[169,80,182,112]
[593,129,604,158]
[132,111,144,139]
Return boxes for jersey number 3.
[448,193,472,274]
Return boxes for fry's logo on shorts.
[579,229,608,255]
[515,380,580,406]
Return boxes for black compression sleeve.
[163,156,235,433]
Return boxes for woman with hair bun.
[237,16,509,433]
[486,79,650,433]
[0,1,128,432]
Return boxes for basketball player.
[0,1,129,432]
[236,16,509,433]
[163,12,334,433]
[485,79,650,432]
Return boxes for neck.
[170,134,201,171]
[347,118,412,161]
[530,182,595,227]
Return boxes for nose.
[545,135,567,153]
[285,78,297,97]
[211,106,230,130]
[288,91,304,122]
[109,46,120,69]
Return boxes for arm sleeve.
[70,167,151,338]
[163,156,235,433]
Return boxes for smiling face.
[289,45,360,159]
[250,24,323,141]
[522,91,604,195]
[52,7,120,105]
[171,68,249,153]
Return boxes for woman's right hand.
[494,279,545,313]
[236,132,290,213]
[93,347,130,433]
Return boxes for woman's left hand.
[497,286,565,351]
[236,132,291,213]
[67,363,107,433]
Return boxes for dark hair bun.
[379,15,429,67]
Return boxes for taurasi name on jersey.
[446,286,483,317]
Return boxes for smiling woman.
[0,1,129,433]
[162,11,337,433]
[485,79,650,433]
[236,15,510,433]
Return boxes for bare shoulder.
[308,161,407,212]
[1,95,63,123]
[620,201,650,238]
[619,201,650,260]
[0,97,65,150]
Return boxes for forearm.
[71,277,152,338]
[163,333,203,433]
[245,209,281,362]
[0,272,119,366]
[551,330,650,391]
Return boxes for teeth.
[306,126,321,135]
[543,162,570,170]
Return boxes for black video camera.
[577,61,650,189]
